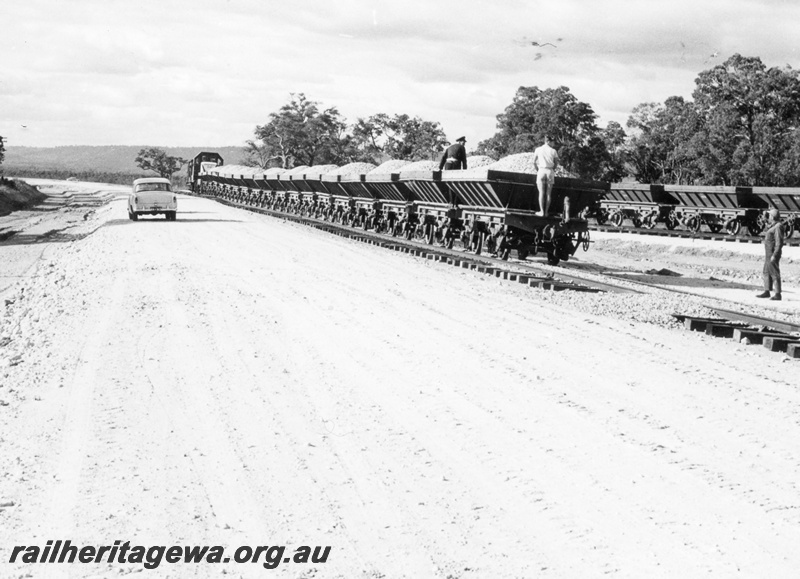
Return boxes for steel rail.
[589,224,800,246]
[709,307,800,334]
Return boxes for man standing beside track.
[756,208,784,301]
[439,137,468,171]
[533,135,560,217]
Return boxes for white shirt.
[533,144,559,170]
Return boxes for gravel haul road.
[1,191,800,578]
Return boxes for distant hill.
[2,145,245,184]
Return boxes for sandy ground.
[1,183,800,578]
[564,230,800,315]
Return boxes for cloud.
[1,0,799,147]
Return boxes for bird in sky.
[513,37,559,49]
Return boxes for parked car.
[128,177,177,221]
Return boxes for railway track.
[214,198,642,295]
[589,223,800,246]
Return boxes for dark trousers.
[763,253,782,294]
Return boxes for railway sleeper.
[676,314,800,357]
[762,337,800,353]
[733,328,795,345]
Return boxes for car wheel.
[131,212,138,221]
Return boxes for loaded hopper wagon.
[438,167,608,264]
[196,154,609,265]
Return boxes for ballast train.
[187,152,607,265]
[599,182,800,238]
[186,152,800,262]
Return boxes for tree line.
[240,54,800,187]
[4,54,797,188]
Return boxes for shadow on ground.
[101,217,245,227]
[607,272,758,290]
[0,217,246,246]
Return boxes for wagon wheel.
[609,212,625,227]
[471,231,485,255]
[631,216,643,228]
[581,230,591,252]
[641,214,656,229]
[665,212,678,230]
[595,210,608,226]
[782,221,795,239]
[424,225,436,245]
[546,251,560,266]
[486,236,497,254]
[708,222,723,234]
[685,215,701,232]
[747,221,764,237]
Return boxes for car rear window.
[135,183,171,192]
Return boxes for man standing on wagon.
[533,135,560,217]
[756,208,784,301]
[439,136,468,171]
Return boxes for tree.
[600,121,628,182]
[241,139,273,169]
[0,136,6,172]
[624,97,702,184]
[692,54,800,186]
[249,93,349,168]
[475,86,611,179]
[350,113,447,163]
[135,147,187,179]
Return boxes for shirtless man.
[533,136,559,216]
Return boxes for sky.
[2,0,799,149]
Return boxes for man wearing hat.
[439,136,468,171]
[756,208,784,301]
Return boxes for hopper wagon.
[441,170,608,264]
[362,170,416,235]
